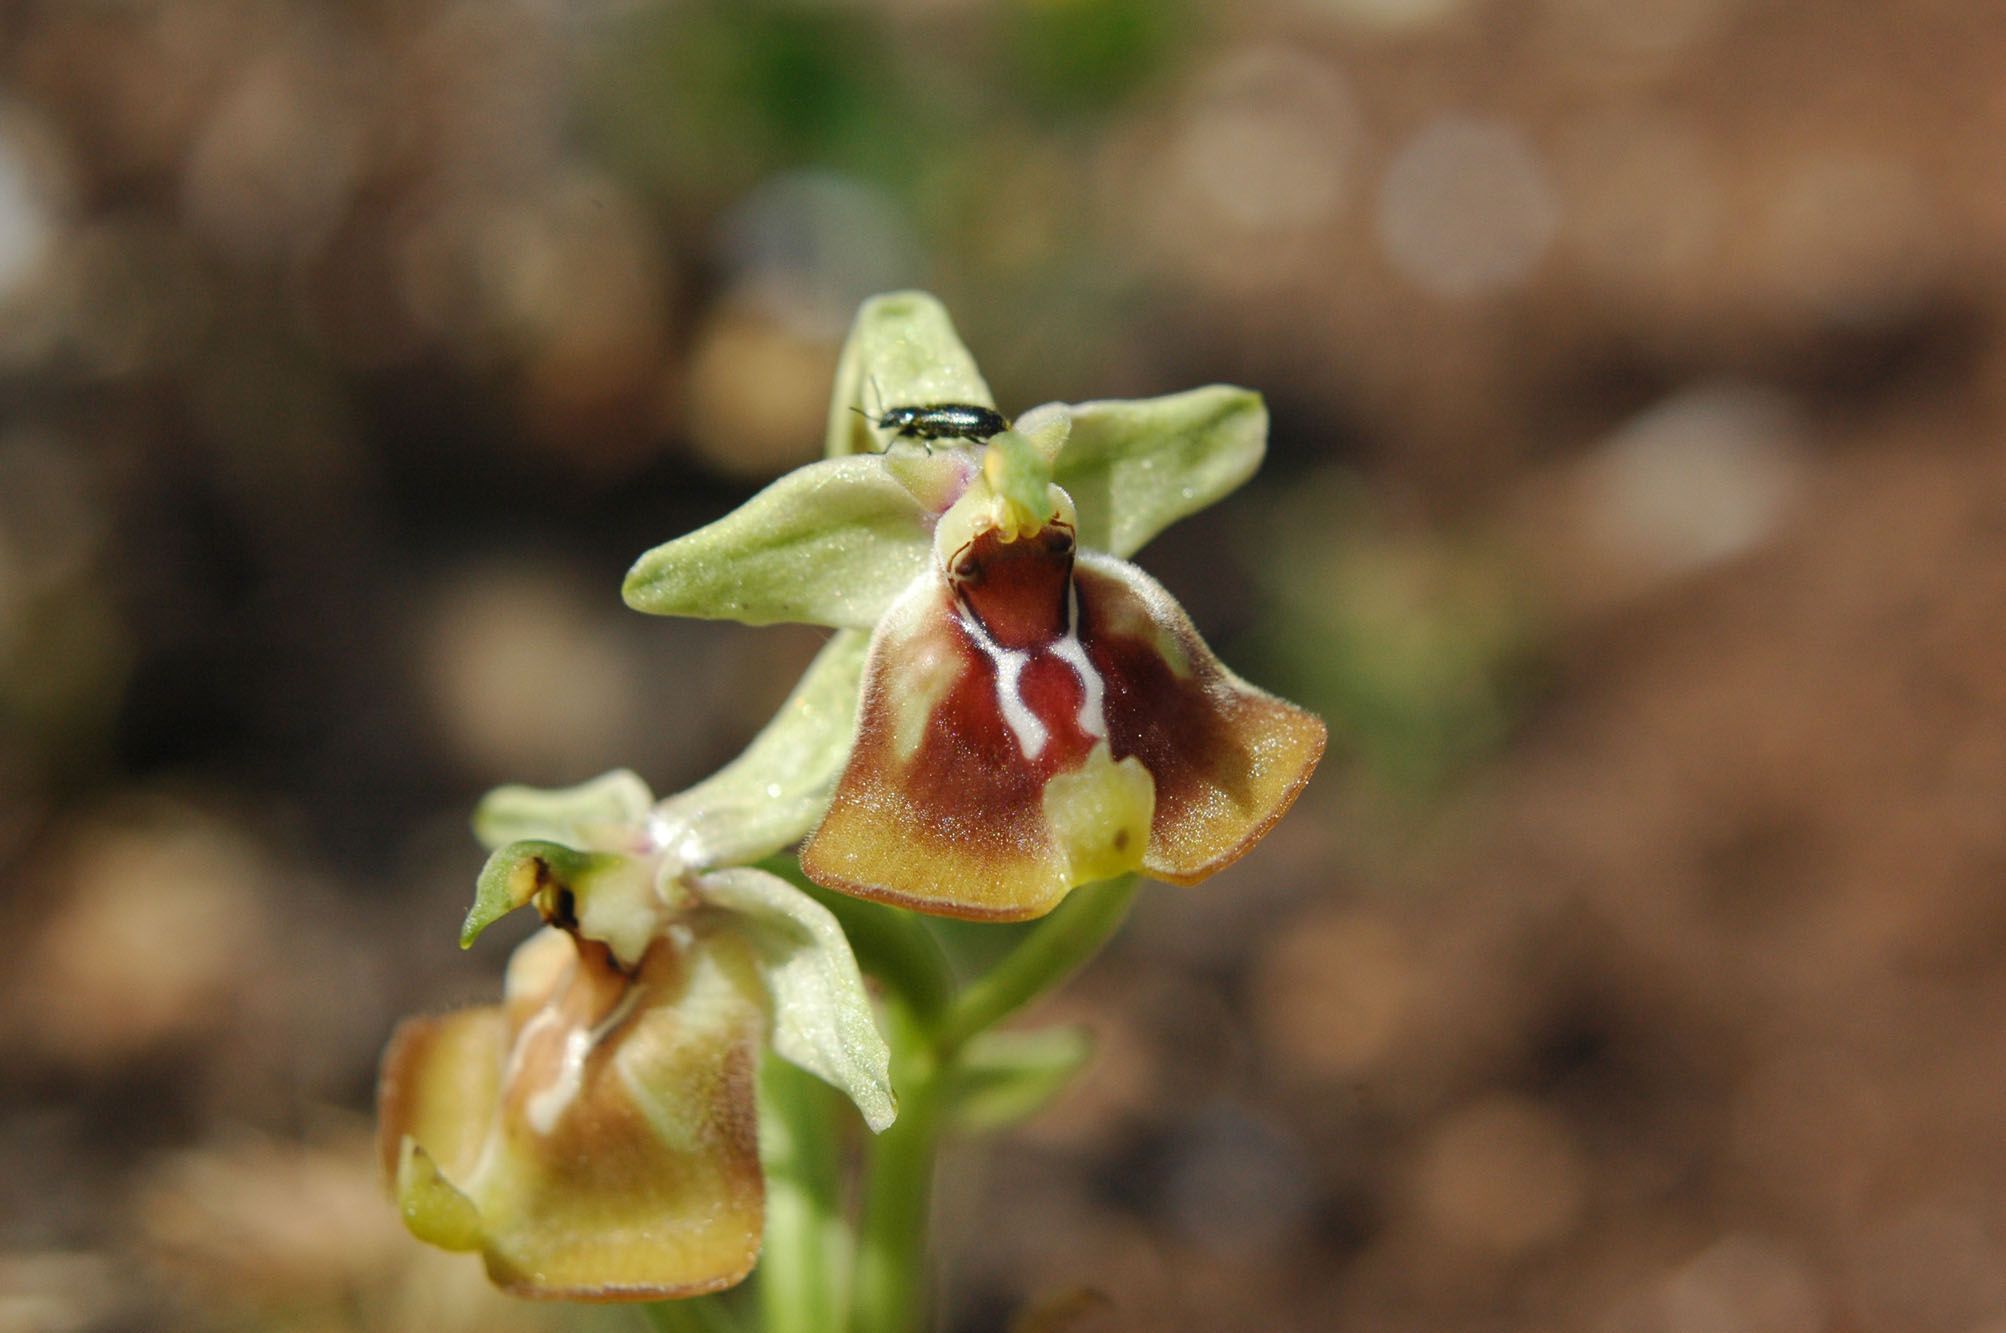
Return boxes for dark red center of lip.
[950,524,1076,651]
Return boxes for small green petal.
[471,768,654,853]
[697,866,897,1133]
[946,1026,1093,1136]
[464,840,581,947]
[1055,385,1267,558]
[622,456,934,629]
[825,291,996,458]
[655,630,869,870]
[1013,401,1072,463]
[982,428,1057,528]
[463,840,661,969]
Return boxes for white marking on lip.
[957,603,1049,762]
[521,982,647,1136]
[991,645,1048,761]
[1048,584,1107,741]
[958,581,1108,763]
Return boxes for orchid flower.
[623,292,1325,921]
[376,650,895,1301]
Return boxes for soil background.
[2,2,2004,1330]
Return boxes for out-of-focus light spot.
[0,123,53,302]
[716,172,920,342]
[1117,46,1360,292]
[419,565,643,782]
[179,40,371,263]
[397,171,671,465]
[1762,153,1944,327]
[1415,1095,1585,1254]
[1377,116,1559,299]
[0,104,71,368]
[1297,0,1475,34]
[1659,1234,1827,1333]
[1581,383,1807,581]
[1172,47,1358,233]
[23,808,269,1066]
[481,172,669,434]
[685,304,838,480]
[1253,907,1416,1080]
[0,1253,120,1333]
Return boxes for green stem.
[757,1056,849,1333]
[935,875,1139,1054]
[849,1002,942,1333]
[848,876,1140,1332]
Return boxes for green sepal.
[622,457,935,629]
[1049,385,1267,558]
[758,855,956,1026]
[655,630,869,869]
[699,866,898,1133]
[471,768,654,852]
[945,1026,1093,1136]
[825,291,995,459]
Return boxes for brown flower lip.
[801,516,1325,921]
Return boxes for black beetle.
[855,401,1010,448]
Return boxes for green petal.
[1052,385,1267,558]
[825,291,996,458]
[655,630,869,870]
[946,1026,1093,1136]
[622,456,935,629]
[471,769,654,852]
[697,866,897,1133]
[463,840,662,967]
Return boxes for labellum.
[802,444,1325,920]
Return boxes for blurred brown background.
[2,1,2003,1330]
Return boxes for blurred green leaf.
[946,1025,1093,1136]
[1005,0,1195,119]
[1247,471,1545,794]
